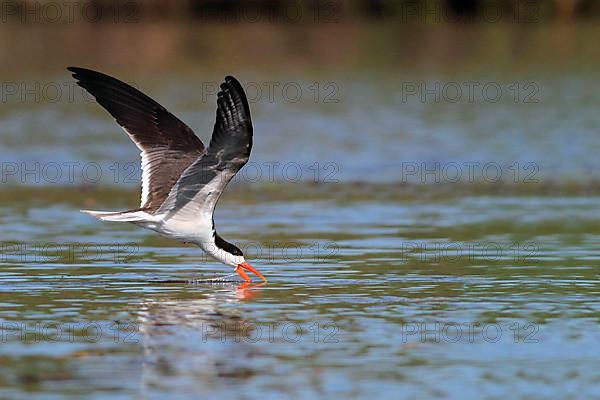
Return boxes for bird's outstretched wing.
[157,76,253,221]
[67,66,205,212]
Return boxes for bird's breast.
[154,214,215,244]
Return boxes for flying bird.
[68,67,266,283]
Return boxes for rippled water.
[0,185,598,398]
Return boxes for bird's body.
[69,67,265,282]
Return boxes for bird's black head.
[214,233,243,256]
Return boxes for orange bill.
[235,262,267,282]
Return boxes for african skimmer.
[68,67,266,282]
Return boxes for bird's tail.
[81,209,152,222]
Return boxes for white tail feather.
[81,210,153,222]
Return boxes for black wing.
[67,66,205,212]
[157,76,253,219]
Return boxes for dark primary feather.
[209,76,253,151]
[158,75,253,217]
[67,66,205,212]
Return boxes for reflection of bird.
[68,67,265,282]
[136,283,263,392]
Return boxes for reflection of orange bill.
[236,281,265,301]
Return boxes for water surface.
[0,185,598,399]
